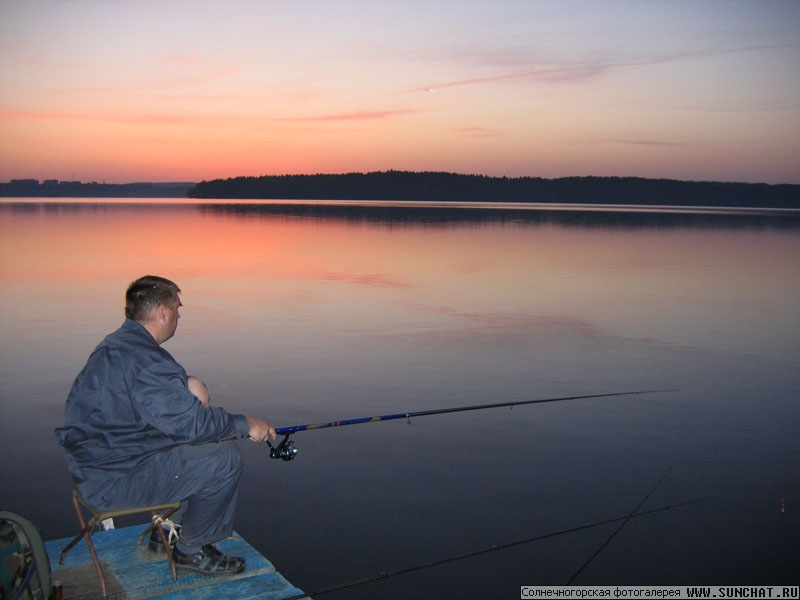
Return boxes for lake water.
[1,199,798,597]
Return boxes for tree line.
[3,172,797,207]
[0,179,193,198]
[188,171,800,208]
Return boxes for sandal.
[174,544,246,575]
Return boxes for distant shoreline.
[0,180,193,198]
[3,171,799,208]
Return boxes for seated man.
[56,275,276,576]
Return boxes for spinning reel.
[268,434,298,461]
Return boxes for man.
[56,275,276,576]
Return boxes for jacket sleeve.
[133,353,249,443]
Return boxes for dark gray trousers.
[77,440,243,549]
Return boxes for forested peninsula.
[188,171,800,208]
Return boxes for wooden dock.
[44,524,307,600]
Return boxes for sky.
[1,0,799,185]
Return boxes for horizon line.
[4,170,800,187]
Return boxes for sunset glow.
[1,1,799,184]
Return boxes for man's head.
[125,275,182,343]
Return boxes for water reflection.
[201,201,800,229]
[5,198,800,229]
[0,200,798,595]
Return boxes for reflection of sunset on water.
[2,203,798,360]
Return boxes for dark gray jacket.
[56,319,248,487]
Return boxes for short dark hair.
[125,275,181,321]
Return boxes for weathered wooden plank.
[45,524,306,600]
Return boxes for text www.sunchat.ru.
[520,586,800,598]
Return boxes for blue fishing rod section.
[268,390,669,461]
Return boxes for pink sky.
[1,0,799,184]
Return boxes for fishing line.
[276,494,715,600]
[566,462,677,584]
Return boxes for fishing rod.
[276,494,716,600]
[267,389,672,461]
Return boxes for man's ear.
[155,303,168,322]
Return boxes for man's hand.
[188,376,211,407]
[245,415,277,443]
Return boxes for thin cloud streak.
[616,139,691,148]
[0,109,199,125]
[276,109,420,123]
[409,43,800,93]
[1,107,421,127]
[451,127,503,139]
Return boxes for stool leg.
[158,524,178,581]
[59,493,93,564]
[66,492,109,599]
[84,530,109,600]
[160,507,180,581]
[59,529,90,565]
[138,506,180,582]
[137,505,179,544]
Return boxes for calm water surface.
[1,200,798,597]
